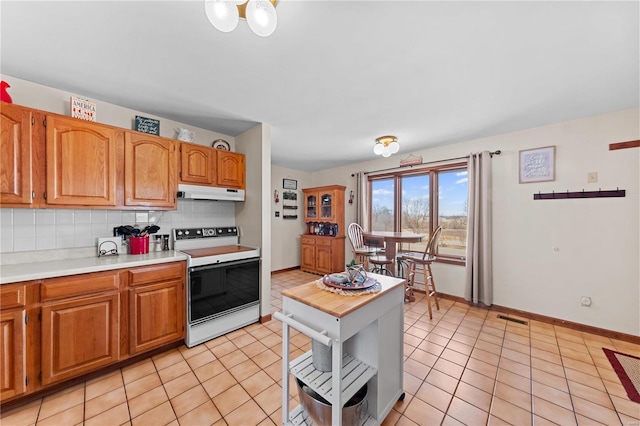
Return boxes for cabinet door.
[318,191,336,222]
[129,279,184,355]
[41,292,119,385]
[300,243,316,272]
[0,103,34,205]
[216,151,245,189]
[304,191,319,221]
[0,309,26,400]
[316,245,333,275]
[45,115,118,206]
[125,132,177,208]
[180,143,216,185]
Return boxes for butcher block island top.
[281,273,405,318]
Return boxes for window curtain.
[464,151,493,305]
[355,172,369,230]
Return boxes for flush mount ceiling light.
[205,0,278,37]
[373,135,400,157]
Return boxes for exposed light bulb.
[382,149,392,158]
[205,0,239,32]
[389,141,400,154]
[373,143,384,155]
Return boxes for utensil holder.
[129,236,149,254]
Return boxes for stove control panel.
[174,226,238,240]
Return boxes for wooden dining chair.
[362,235,394,276]
[400,226,442,318]
[347,223,382,270]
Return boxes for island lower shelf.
[277,273,406,425]
[291,350,377,407]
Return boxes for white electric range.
[173,226,260,347]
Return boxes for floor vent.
[497,314,528,325]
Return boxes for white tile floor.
[1,269,639,425]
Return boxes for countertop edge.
[0,251,188,284]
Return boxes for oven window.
[189,258,260,323]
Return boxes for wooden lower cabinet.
[0,283,29,400]
[41,292,120,385]
[128,262,185,355]
[0,261,186,404]
[129,278,184,355]
[0,309,26,399]
[300,235,345,275]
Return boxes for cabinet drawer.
[128,262,184,287]
[0,283,26,309]
[316,238,332,247]
[41,271,119,302]
[301,236,316,245]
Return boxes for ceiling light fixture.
[205,0,278,37]
[373,135,400,157]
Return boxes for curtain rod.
[352,150,501,176]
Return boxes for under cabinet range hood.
[177,184,245,202]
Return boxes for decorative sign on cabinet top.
[135,115,160,135]
[70,96,96,122]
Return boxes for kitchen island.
[276,272,405,425]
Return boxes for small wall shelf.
[533,189,625,200]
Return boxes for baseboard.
[260,314,272,323]
[271,266,300,275]
[424,291,640,345]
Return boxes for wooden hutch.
[300,185,345,275]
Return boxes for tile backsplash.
[0,200,236,254]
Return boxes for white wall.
[296,108,639,336]
[270,165,313,271]
[1,75,233,149]
[235,124,272,319]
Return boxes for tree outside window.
[369,163,468,264]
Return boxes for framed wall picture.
[519,146,556,183]
[283,178,297,190]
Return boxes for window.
[371,178,395,231]
[369,162,468,264]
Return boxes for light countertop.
[0,251,187,284]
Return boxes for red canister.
[129,236,149,254]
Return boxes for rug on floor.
[603,348,640,403]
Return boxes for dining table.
[362,231,425,276]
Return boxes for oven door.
[188,257,260,325]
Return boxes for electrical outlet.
[587,172,598,183]
[136,212,149,223]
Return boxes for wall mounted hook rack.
[533,188,626,200]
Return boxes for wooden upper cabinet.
[302,186,345,228]
[45,115,118,206]
[124,132,177,209]
[217,151,245,189]
[180,143,216,185]
[1,102,35,206]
